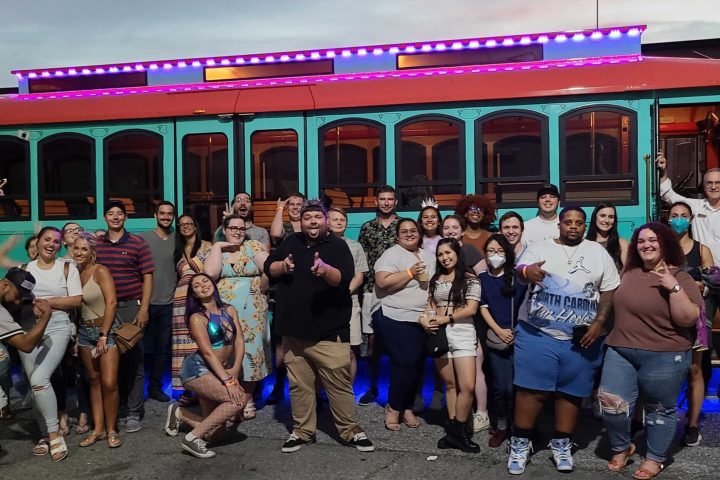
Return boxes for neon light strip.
[12,25,645,79]
[14,54,643,101]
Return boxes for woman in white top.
[22,226,82,461]
[373,218,435,431]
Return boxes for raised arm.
[269,198,288,244]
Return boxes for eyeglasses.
[486,249,506,256]
[178,222,195,228]
[64,227,83,235]
[705,181,720,187]
[226,226,247,233]
[467,206,483,213]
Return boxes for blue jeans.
[599,346,690,463]
[144,304,173,391]
[0,342,10,410]
[373,310,426,412]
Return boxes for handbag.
[425,291,451,358]
[486,294,515,352]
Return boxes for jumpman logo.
[569,257,591,274]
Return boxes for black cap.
[537,183,560,200]
[5,267,36,301]
[104,200,127,215]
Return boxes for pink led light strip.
[11,25,645,79]
[14,54,643,101]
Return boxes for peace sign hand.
[222,202,233,219]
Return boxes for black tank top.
[684,241,702,282]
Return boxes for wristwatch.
[670,284,682,293]
[98,331,106,337]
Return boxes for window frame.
[103,129,165,218]
[0,135,31,221]
[318,118,386,211]
[474,109,549,208]
[249,128,300,202]
[559,105,638,205]
[37,132,96,221]
[394,114,466,206]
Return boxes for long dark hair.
[429,238,473,307]
[484,234,517,297]
[184,273,229,325]
[625,222,685,271]
[174,214,203,266]
[587,202,623,269]
[417,206,442,238]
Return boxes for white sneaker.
[549,438,574,472]
[473,411,490,432]
[182,436,216,458]
[508,436,533,475]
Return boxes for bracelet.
[406,268,413,279]
[220,375,232,384]
[276,207,284,212]
[223,377,237,387]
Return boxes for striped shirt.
[96,231,155,301]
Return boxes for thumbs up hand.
[283,253,295,274]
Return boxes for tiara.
[421,197,438,209]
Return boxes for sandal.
[33,438,50,456]
[49,435,68,462]
[242,401,256,420]
[608,443,636,472]
[107,432,121,448]
[79,431,107,447]
[384,405,401,431]
[633,460,665,480]
[402,410,421,428]
[75,413,90,434]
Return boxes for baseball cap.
[104,200,127,215]
[536,183,560,200]
[5,267,36,301]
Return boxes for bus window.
[561,107,636,203]
[251,130,298,228]
[105,131,164,217]
[396,117,464,209]
[0,136,30,220]
[476,112,548,206]
[320,121,384,209]
[38,134,95,219]
[182,133,229,240]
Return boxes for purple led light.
[373,48,383,55]
[609,29,622,39]
[555,34,567,43]
[538,35,549,44]
[265,56,276,62]
[485,39,497,48]
[435,43,447,51]
[451,42,463,50]
[205,59,216,66]
[421,44,432,52]
[404,46,416,53]
[572,33,585,42]
[326,51,336,58]
[310,52,321,59]
[357,48,367,56]
[82,68,92,75]
[178,61,187,68]
[591,31,603,40]
[191,60,201,67]
[502,38,514,46]
[341,49,352,57]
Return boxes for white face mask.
[487,254,506,269]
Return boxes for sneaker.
[181,436,216,458]
[489,428,509,448]
[281,432,315,453]
[549,438,574,472]
[345,431,375,452]
[125,416,143,433]
[429,390,444,411]
[507,436,533,475]
[683,426,702,447]
[148,389,171,403]
[358,388,377,406]
[411,393,425,414]
[473,411,490,432]
[164,403,179,436]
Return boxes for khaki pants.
[283,336,361,441]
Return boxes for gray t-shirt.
[139,230,176,305]
[0,304,22,341]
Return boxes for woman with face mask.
[478,234,527,448]
[667,201,713,447]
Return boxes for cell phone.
[91,347,99,358]
[572,325,588,346]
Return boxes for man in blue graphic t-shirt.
[507,207,619,475]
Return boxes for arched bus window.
[38,134,95,219]
[0,136,30,220]
[105,130,164,217]
[319,120,384,209]
[182,133,229,241]
[560,106,637,204]
[251,129,298,228]
[395,116,465,209]
[476,111,549,206]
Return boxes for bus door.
[241,115,306,231]
[176,118,235,240]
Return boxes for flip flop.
[79,431,107,447]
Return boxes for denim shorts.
[513,320,605,398]
[179,352,210,385]
[77,316,121,348]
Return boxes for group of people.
[0,151,717,477]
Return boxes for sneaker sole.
[353,444,375,452]
[125,424,143,433]
[181,442,216,458]
[281,444,305,453]
[164,404,178,437]
[685,433,702,447]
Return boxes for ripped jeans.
[599,346,690,463]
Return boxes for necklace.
[559,243,580,265]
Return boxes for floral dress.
[171,240,212,391]
[217,240,271,381]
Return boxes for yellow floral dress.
[217,240,270,381]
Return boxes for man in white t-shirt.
[508,207,619,475]
[523,184,560,245]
